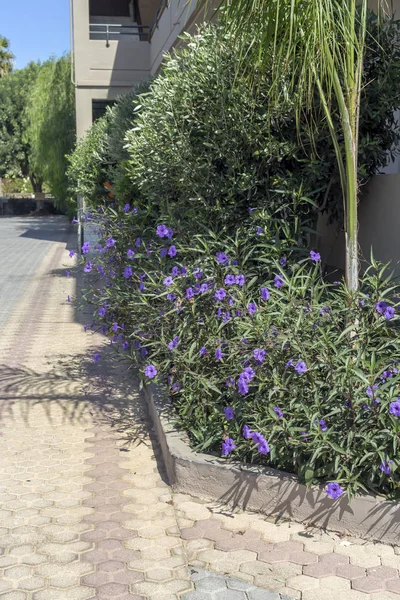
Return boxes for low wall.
[0,197,56,216]
[145,383,400,545]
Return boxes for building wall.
[72,0,151,137]
[317,0,400,274]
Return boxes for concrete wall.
[150,0,218,74]
[72,0,151,136]
[318,174,400,275]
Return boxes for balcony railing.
[89,0,169,44]
[89,23,151,44]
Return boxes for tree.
[0,62,43,192]
[26,55,76,210]
[222,0,393,291]
[0,36,13,78]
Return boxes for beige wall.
[150,0,218,74]
[72,0,212,136]
[318,174,400,275]
[72,0,151,136]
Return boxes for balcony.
[89,0,168,44]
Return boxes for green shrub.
[70,17,400,501]
[79,201,400,500]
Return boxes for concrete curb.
[144,383,400,545]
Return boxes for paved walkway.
[0,217,400,600]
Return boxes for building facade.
[70,0,211,137]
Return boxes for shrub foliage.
[67,20,400,500]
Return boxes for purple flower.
[215,348,223,361]
[82,242,90,255]
[319,419,328,431]
[215,288,227,301]
[181,266,188,275]
[274,275,284,288]
[238,378,249,395]
[97,266,105,278]
[243,425,252,439]
[273,407,283,418]
[280,257,287,266]
[256,226,263,235]
[216,252,229,265]
[122,341,129,350]
[72,216,78,224]
[156,224,169,238]
[193,268,203,279]
[385,306,395,320]
[145,365,158,379]
[200,346,207,356]
[295,361,307,374]
[84,261,93,273]
[222,438,236,456]
[224,407,235,420]
[65,270,70,277]
[123,266,133,279]
[260,287,270,301]
[168,336,180,350]
[163,276,173,287]
[93,353,101,362]
[310,250,321,262]
[112,322,119,332]
[366,384,378,397]
[67,295,71,302]
[135,237,141,247]
[167,293,177,302]
[326,482,344,499]
[389,401,400,417]
[127,248,135,259]
[106,237,116,248]
[186,287,194,300]
[254,348,266,363]
[200,283,209,293]
[171,266,180,277]
[160,248,168,258]
[241,367,255,381]
[139,282,145,292]
[225,274,236,286]
[235,274,246,286]
[168,245,177,258]
[380,460,393,475]
[132,206,138,214]
[123,203,130,212]
[69,250,75,258]
[99,307,106,317]
[257,440,270,454]
[247,302,257,315]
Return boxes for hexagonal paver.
[352,577,386,593]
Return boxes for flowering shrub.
[75,198,400,500]
[67,19,400,501]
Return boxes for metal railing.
[89,0,170,45]
[89,23,151,45]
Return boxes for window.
[89,0,131,17]
[92,100,115,123]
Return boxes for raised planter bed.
[144,382,400,545]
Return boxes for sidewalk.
[0,217,399,600]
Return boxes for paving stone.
[352,576,386,593]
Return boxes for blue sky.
[1,0,71,69]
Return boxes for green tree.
[0,36,13,78]
[223,0,393,291]
[26,55,75,209]
[0,62,43,192]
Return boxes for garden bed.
[145,382,400,545]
